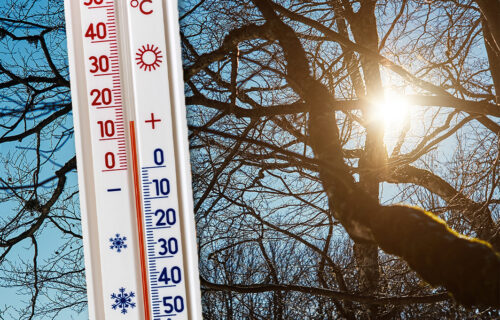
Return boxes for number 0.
[154,148,164,165]
[105,152,115,169]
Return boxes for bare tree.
[0,1,85,318]
[180,0,499,318]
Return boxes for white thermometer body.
[65,1,202,319]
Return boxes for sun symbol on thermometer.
[135,44,163,71]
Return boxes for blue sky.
[0,0,87,318]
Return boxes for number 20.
[90,88,112,106]
[154,208,176,226]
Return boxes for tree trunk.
[476,0,500,54]
[481,15,500,103]
[347,1,385,317]
[251,0,500,308]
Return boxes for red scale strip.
[88,4,150,318]
[103,5,127,171]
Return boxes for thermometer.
[64,0,202,319]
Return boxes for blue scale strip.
[142,166,184,319]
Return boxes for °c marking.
[145,113,161,129]
[130,0,153,15]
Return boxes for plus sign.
[145,113,161,129]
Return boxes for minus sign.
[107,188,122,192]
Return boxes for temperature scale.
[64,0,202,319]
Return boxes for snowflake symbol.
[109,234,127,252]
[111,287,136,314]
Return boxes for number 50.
[83,0,103,5]
[163,296,184,313]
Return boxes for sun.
[374,89,412,148]
[135,44,163,71]
[375,90,410,129]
